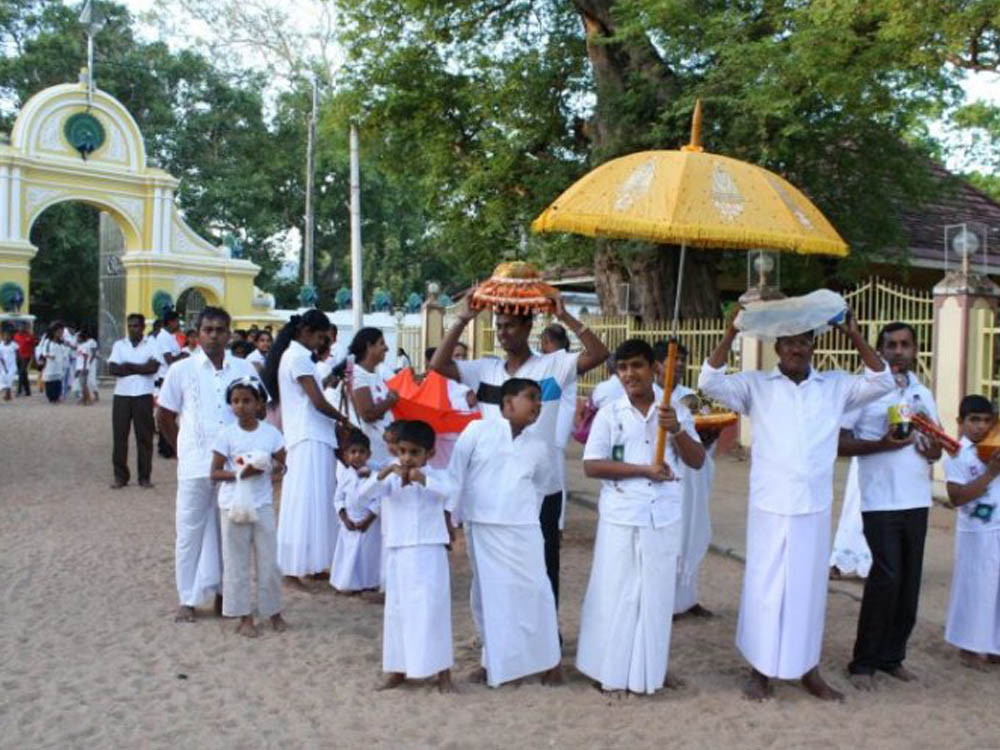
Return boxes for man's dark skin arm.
[109,358,160,377]
[157,408,179,450]
[838,427,914,457]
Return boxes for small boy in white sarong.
[209,377,287,637]
[577,339,706,694]
[943,394,1000,669]
[450,377,563,687]
[362,420,456,693]
[330,430,382,594]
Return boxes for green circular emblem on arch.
[63,112,106,158]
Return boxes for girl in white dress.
[263,310,349,588]
[347,328,399,470]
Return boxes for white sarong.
[945,528,1000,654]
[466,523,561,686]
[330,517,382,592]
[175,478,222,607]
[276,440,337,576]
[829,458,871,577]
[674,447,715,613]
[383,544,453,678]
[738,506,831,679]
[576,520,680,694]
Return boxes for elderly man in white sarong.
[450,378,563,687]
[698,309,893,701]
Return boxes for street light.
[944,222,988,279]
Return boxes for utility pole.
[350,123,363,332]
[302,75,318,290]
[79,0,102,108]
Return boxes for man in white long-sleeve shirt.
[698,308,893,702]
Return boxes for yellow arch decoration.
[0,76,278,326]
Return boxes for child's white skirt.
[945,528,1000,655]
[330,517,382,591]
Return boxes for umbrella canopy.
[532,102,848,257]
[385,369,481,435]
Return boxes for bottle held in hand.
[888,403,912,440]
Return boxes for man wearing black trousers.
[108,313,163,489]
[838,322,942,689]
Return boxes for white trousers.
[175,478,222,607]
[221,505,282,618]
[738,506,831,679]
[383,544,453,678]
[466,522,561,687]
[277,440,337,576]
[945,528,1000,655]
[576,520,680,694]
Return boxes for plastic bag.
[229,450,271,524]
[735,289,846,340]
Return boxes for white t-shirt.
[75,339,98,373]
[211,421,285,510]
[455,349,580,495]
[591,375,625,410]
[157,349,260,480]
[246,348,266,370]
[350,363,394,468]
[278,340,337,449]
[108,337,162,397]
[155,328,182,380]
[583,391,697,528]
[842,371,939,512]
[944,436,1000,533]
[38,337,69,381]
[361,468,455,548]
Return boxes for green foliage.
[26,202,99,328]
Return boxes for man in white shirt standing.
[429,294,609,607]
[155,310,189,458]
[699,308,893,702]
[108,314,163,489]
[838,322,941,689]
[157,306,259,623]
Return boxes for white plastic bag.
[735,289,847,340]
[229,450,271,524]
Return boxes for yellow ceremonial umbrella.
[532,100,850,462]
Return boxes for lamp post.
[739,249,783,303]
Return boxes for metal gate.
[177,288,206,325]
[97,212,125,376]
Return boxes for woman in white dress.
[347,328,399,470]
[263,310,348,588]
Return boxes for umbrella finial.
[682,99,704,153]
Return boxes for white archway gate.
[0,76,271,326]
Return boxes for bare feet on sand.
[286,576,317,594]
[270,613,287,632]
[988,654,1000,665]
[960,650,989,671]
[541,666,565,686]
[673,603,714,621]
[802,667,845,702]
[743,669,771,702]
[664,673,686,690]
[849,673,877,691]
[174,605,196,623]
[377,673,406,691]
[437,669,455,694]
[363,591,385,605]
[214,594,224,616]
[235,617,258,638]
[466,667,487,684]
[884,665,916,682]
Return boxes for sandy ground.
[2,390,999,750]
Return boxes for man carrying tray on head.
[698,302,893,702]
[430,262,609,607]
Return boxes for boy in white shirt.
[577,339,705,694]
[943,394,1000,669]
[450,378,562,687]
[363,420,456,693]
[330,430,382,594]
[210,376,287,637]
[0,324,16,401]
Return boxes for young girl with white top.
[263,310,349,588]
[330,430,382,593]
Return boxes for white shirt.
[350,363,393,467]
[843,371,939,512]
[450,417,549,526]
[591,375,625,410]
[246,348,266,370]
[456,349,580,495]
[158,349,260,480]
[0,340,17,377]
[361,467,455,548]
[583,391,697,528]
[108,337,162,396]
[944,436,1000,533]
[698,360,894,515]
[75,339,98,372]
[333,464,381,521]
[278,340,337,449]
[211,421,285,510]
[155,328,182,380]
[38,337,69,381]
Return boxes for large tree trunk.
[572,0,722,321]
